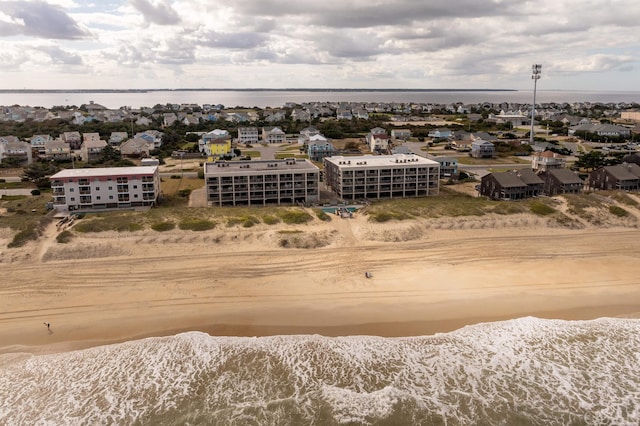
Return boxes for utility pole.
[530,64,542,146]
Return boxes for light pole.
[530,64,542,146]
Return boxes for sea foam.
[1,317,639,425]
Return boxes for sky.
[0,0,639,91]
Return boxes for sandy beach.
[1,209,640,355]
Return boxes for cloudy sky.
[0,0,639,91]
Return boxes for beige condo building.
[323,154,440,201]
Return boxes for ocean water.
[1,317,639,426]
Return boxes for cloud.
[0,1,90,39]
[34,44,83,65]
[197,30,267,49]
[130,0,180,25]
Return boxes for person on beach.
[44,322,50,329]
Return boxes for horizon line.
[0,88,519,93]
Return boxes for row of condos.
[49,166,160,212]
[204,159,320,206]
[323,154,440,201]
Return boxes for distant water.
[1,317,639,425]
[1,90,639,109]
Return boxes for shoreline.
[2,214,640,356]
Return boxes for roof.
[547,168,584,184]
[324,154,439,168]
[486,171,527,188]
[51,166,158,179]
[515,169,544,185]
[603,163,640,180]
[204,159,318,174]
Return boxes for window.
[133,185,138,189]
[108,186,113,190]
[109,195,113,200]
[70,197,75,201]
[69,188,74,192]
[95,187,100,191]
[96,196,101,200]
[134,194,138,198]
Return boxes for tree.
[574,151,606,172]
[23,161,60,188]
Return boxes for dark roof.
[487,171,527,188]
[547,168,584,184]
[516,169,544,185]
[602,163,640,180]
[622,153,640,165]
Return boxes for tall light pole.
[530,64,542,146]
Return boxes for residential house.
[30,134,51,154]
[83,133,101,143]
[120,138,155,158]
[136,116,152,126]
[391,129,412,140]
[352,108,369,120]
[367,132,391,153]
[428,128,453,139]
[81,139,108,162]
[109,132,129,146]
[42,140,71,161]
[588,163,640,191]
[480,172,527,200]
[262,126,286,144]
[50,166,160,212]
[307,138,336,162]
[470,139,495,158]
[135,130,164,148]
[263,110,286,123]
[182,115,199,126]
[290,109,311,122]
[426,155,458,178]
[298,126,321,145]
[336,107,353,120]
[62,131,82,150]
[204,137,232,160]
[0,137,32,166]
[237,127,259,145]
[163,113,178,127]
[622,153,640,166]
[514,169,544,197]
[538,168,584,195]
[531,150,566,172]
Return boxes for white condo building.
[50,166,160,213]
[323,154,440,201]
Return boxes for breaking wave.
[1,317,639,425]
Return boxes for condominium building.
[205,159,319,206]
[324,154,440,201]
[50,166,160,212]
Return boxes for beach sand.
[1,210,640,355]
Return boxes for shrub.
[179,219,215,231]
[279,210,313,224]
[314,209,332,222]
[56,230,73,243]
[177,189,192,198]
[609,205,629,217]
[8,227,39,248]
[530,202,555,216]
[197,170,205,179]
[263,215,280,225]
[151,221,175,232]
[31,189,41,196]
[170,175,181,179]
[368,211,412,223]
